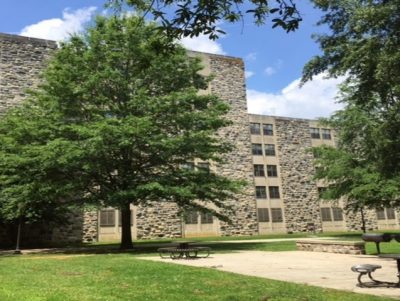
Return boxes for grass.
[0,253,394,301]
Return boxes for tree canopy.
[0,16,244,249]
[304,0,400,211]
[106,0,302,39]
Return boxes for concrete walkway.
[141,251,400,299]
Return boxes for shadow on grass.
[0,240,297,257]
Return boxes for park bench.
[158,242,211,259]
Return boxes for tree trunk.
[120,202,134,249]
[360,208,366,233]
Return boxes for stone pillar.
[275,118,322,232]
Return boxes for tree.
[304,0,400,211]
[0,16,244,249]
[106,0,302,39]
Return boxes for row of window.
[182,162,210,171]
[310,128,331,140]
[320,207,344,222]
[254,164,278,177]
[252,143,275,156]
[256,186,280,199]
[99,209,134,227]
[376,208,396,220]
[257,208,283,222]
[184,211,214,224]
[250,123,274,136]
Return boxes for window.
[310,128,320,139]
[254,164,265,177]
[268,186,280,199]
[376,209,385,220]
[317,187,327,199]
[252,144,263,155]
[100,210,116,227]
[332,208,343,221]
[182,162,195,170]
[322,128,331,140]
[271,208,283,222]
[118,210,134,226]
[250,123,261,135]
[321,208,332,221]
[255,186,267,199]
[386,208,396,220]
[197,162,210,173]
[257,208,270,222]
[185,211,198,224]
[266,165,278,177]
[263,124,273,136]
[264,144,276,156]
[201,212,213,224]
[377,208,396,220]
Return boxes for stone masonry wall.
[135,53,258,238]
[275,117,322,232]
[0,33,97,244]
[209,54,258,236]
[0,33,57,115]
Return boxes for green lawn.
[0,254,394,301]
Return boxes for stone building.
[0,33,398,245]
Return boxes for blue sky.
[0,0,343,119]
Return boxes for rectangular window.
[184,211,198,224]
[250,123,261,135]
[376,209,385,220]
[322,128,332,140]
[271,208,283,222]
[332,208,343,221]
[182,162,195,170]
[321,208,332,221]
[252,144,263,155]
[263,124,273,136]
[386,208,396,220]
[254,164,265,177]
[197,162,210,173]
[257,208,270,222]
[264,144,276,156]
[200,212,213,224]
[266,165,278,177]
[100,209,116,227]
[118,210,134,226]
[255,186,267,199]
[310,128,320,139]
[268,186,280,199]
[317,187,327,199]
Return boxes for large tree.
[106,0,302,39]
[0,16,244,249]
[303,0,400,211]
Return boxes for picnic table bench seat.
[158,246,211,259]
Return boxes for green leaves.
[106,0,302,40]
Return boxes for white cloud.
[247,73,345,119]
[245,71,255,79]
[245,52,257,61]
[20,7,97,41]
[180,35,226,55]
[264,67,276,76]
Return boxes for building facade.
[0,33,398,245]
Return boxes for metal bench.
[361,233,392,254]
[351,264,383,287]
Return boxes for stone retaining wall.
[296,239,365,255]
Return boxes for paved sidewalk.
[141,251,400,299]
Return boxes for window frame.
[262,123,273,136]
[255,186,267,199]
[252,143,263,156]
[253,164,265,177]
[257,208,270,222]
[264,144,276,156]
[268,186,280,199]
[250,123,261,135]
[266,165,278,177]
[310,128,320,139]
